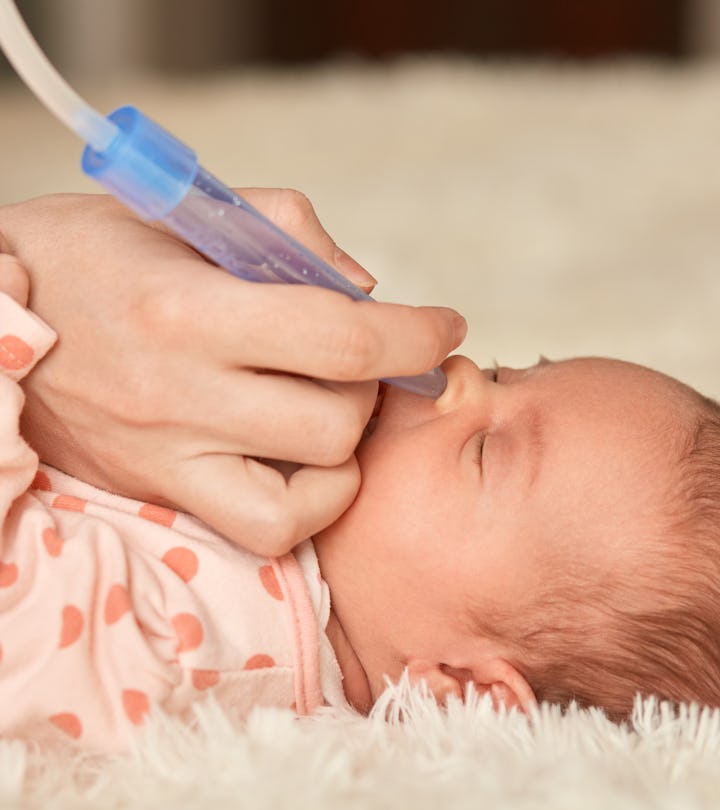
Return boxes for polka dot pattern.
[139,503,176,527]
[192,669,220,690]
[49,712,82,739]
[258,565,283,600]
[0,562,18,588]
[244,654,275,670]
[52,495,87,513]
[0,334,34,370]
[0,299,332,742]
[31,470,51,491]
[59,605,83,648]
[0,412,323,743]
[104,584,131,625]
[42,527,63,557]
[122,689,149,726]
[162,547,198,583]
[171,613,203,653]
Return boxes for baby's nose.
[434,355,494,414]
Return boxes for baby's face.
[319,354,692,699]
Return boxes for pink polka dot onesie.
[0,292,348,750]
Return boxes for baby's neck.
[314,538,373,714]
[323,609,373,713]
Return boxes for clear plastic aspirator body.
[0,0,447,398]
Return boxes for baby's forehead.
[530,359,698,536]
[544,356,675,386]
[539,357,696,423]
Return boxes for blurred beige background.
[1,1,720,398]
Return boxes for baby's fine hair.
[483,387,720,721]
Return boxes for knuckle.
[282,188,314,213]
[103,377,165,427]
[131,283,187,341]
[339,456,362,499]
[319,434,358,468]
[274,188,315,232]
[244,462,305,554]
[326,321,381,381]
[252,504,300,556]
[314,403,364,465]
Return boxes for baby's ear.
[0,254,30,307]
[473,658,537,714]
[405,657,537,714]
[405,659,464,703]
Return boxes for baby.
[318,352,720,719]
[2,261,720,751]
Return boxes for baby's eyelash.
[475,432,488,467]
[475,365,498,466]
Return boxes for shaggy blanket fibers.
[4,680,720,809]
[2,59,720,805]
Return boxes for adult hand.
[0,191,465,554]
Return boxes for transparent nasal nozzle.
[81,107,448,398]
[0,0,118,152]
[0,0,449,399]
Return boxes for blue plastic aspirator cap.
[81,106,198,220]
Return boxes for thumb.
[237,187,378,293]
[165,453,361,556]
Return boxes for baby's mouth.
[362,383,387,440]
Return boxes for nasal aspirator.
[0,0,447,398]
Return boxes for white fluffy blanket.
[4,679,720,808]
[3,59,720,805]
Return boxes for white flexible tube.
[0,0,117,151]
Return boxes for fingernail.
[452,312,468,346]
[334,245,377,291]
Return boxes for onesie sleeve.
[0,293,294,751]
[0,293,181,751]
[0,291,57,526]
[0,293,323,750]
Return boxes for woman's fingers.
[238,187,377,293]
[4,191,467,549]
[166,453,361,554]
[167,273,466,380]
[150,370,377,467]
